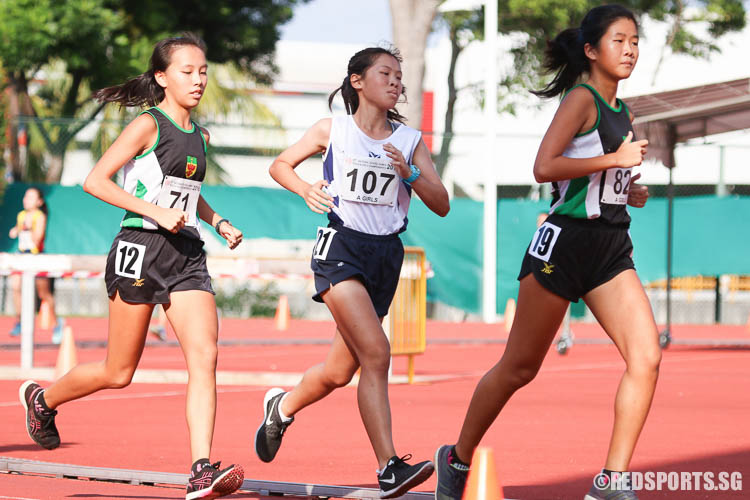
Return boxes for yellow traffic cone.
[274,294,290,331]
[463,447,503,500]
[54,326,78,380]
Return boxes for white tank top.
[322,115,422,235]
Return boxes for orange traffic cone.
[504,298,516,334]
[54,326,78,380]
[39,300,52,329]
[463,447,503,500]
[274,294,290,331]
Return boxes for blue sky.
[280,0,393,44]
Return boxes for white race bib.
[339,155,399,206]
[601,168,632,205]
[157,176,202,227]
[18,230,34,252]
[114,240,146,279]
[528,222,561,263]
[312,226,337,261]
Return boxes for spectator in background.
[8,187,64,344]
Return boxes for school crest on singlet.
[186,155,198,178]
[119,107,208,239]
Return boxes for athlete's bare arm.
[533,87,648,182]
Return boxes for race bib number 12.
[115,240,146,279]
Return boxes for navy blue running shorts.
[310,224,404,317]
[518,214,635,302]
[104,227,214,304]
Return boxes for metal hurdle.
[386,247,427,385]
[0,456,433,499]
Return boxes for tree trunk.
[435,23,462,178]
[389,0,441,127]
[5,73,30,181]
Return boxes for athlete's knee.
[627,346,661,378]
[188,345,218,372]
[105,368,136,389]
[500,361,542,390]
[323,366,356,388]
[358,345,391,376]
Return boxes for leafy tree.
[0,0,306,182]
[434,0,746,178]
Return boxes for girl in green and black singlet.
[17,34,245,500]
[435,6,660,500]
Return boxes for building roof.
[623,78,750,167]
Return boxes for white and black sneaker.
[254,388,293,463]
[378,454,434,499]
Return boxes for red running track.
[0,316,748,499]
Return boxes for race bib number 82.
[601,168,631,205]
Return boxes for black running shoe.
[378,454,434,499]
[254,388,293,463]
[19,380,60,450]
[185,460,244,500]
[434,445,469,500]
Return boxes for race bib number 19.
[340,156,399,206]
[115,241,146,279]
[601,168,631,205]
[528,222,561,262]
[157,176,202,227]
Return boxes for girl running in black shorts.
[257,45,450,498]
[435,6,660,500]
[19,33,245,500]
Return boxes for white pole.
[20,270,35,369]
[482,0,498,323]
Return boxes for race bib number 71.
[157,176,202,227]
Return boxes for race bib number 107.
[340,156,399,206]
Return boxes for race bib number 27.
[313,226,337,261]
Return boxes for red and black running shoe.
[19,380,60,450]
[186,459,244,500]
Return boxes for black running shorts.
[104,228,214,304]
[518,214,635,302]
[310,224,404,317]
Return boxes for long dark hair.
[93,33,207,107]
[328,46,408,124]
[533,5,638,99]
